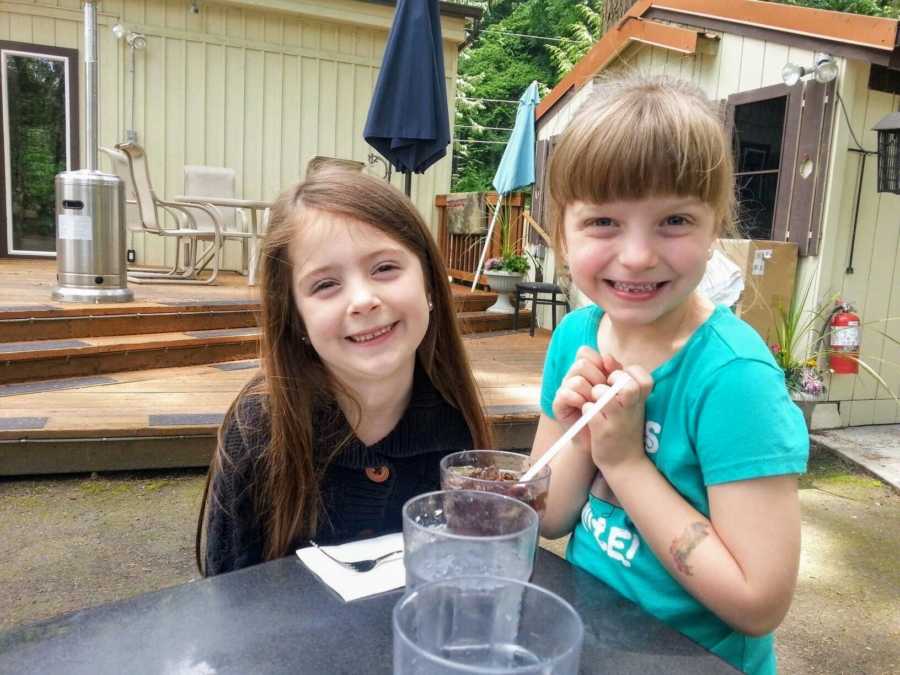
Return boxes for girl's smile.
[563,195,717,330]
[291,213,430,392]
[345,321,399,345]
[605,279,669,301]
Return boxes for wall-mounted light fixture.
[112,22,147,143]
[781,53,839,86]
[873,112,900,194]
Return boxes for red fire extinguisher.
[828,302,860,375]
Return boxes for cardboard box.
[714,239,799,344]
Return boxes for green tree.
[546,1,603,79]
[453,0,592,191]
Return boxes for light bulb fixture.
[813,53,839,83]
[782,53,838,86]
[126,32,147,50]
[190,0,200,14]
[111,22,126,40]
[781,62,806,87]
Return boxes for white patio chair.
[183,165,258,275]
[100,145,189,278]
[114,142,224,285]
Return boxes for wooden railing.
[434,192,526,287]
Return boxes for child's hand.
[584,366,654,471]
[551,347,611,449]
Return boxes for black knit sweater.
[204,366,474,576]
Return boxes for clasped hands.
[551,346,654,472]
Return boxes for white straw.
[519,375,632,483]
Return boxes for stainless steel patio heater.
[52,0,132,302]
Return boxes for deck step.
[0,310,530,384]
[0,305,259,342]
[0,328,260,385]
[0,287,497,342]
[0,330,549,476]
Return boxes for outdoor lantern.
[873,112,900,194]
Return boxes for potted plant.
[770,281,898,429]
[483,202,529,314]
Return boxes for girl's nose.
[617,236,658,271]
[347,282,381,314]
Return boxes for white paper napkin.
[296,533,405,602]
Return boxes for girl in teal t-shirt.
[531,76,808,675]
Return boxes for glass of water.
[402,490,539,592]
[393,575,583,674]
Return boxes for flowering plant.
[770,280,831,399]
[483,201,529,275]
[485,254,529,275]
[770,344,827,397]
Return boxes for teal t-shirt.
[540,304,809,675]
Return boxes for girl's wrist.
[596,450,653,484]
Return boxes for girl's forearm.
[601,454,788,636]
[538,442,596,538]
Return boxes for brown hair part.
[548,74,737,257]
[196,169,491,573]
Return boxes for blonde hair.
[549,74,736,256]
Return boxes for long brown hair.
[196,169,491,572]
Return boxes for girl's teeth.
[351,325,392,342]
[613,281,660,293]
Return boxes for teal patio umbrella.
[471,81,540,290]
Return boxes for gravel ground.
[1,448,897,673]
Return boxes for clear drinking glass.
[393,575,584,674]
[440,450,551,519]
[402,490,539,592]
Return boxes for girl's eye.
[586,217,614,228]
[663,215,691,227]
[374,262,400,275]
[311,279,337,294]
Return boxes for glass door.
[0,43,78,257]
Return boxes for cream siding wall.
[815,58,900,425]
[534,31,899,425]
[2,0,463,271]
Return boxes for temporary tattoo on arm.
[669,522,710,576]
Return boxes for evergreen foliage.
[453,0,593,191]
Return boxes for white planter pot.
[484,270,524,314]
[790,392,821,430]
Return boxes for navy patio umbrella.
[364,0,450,196]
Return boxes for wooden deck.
[0,259,549,475]
[0,259,499,314]
[0,330,549,475]
[0,259,259,313]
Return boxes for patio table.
[173,195,271,286]
[0,549,738,674]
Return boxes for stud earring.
[301,335,309,344]
[427,298,434,311]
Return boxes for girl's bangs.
[549,81,732,221]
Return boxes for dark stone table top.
[0,549,738,674]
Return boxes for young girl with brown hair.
[532,76,808,674]
[197,169,491,576]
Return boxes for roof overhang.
[536,17,700,120]
[362,0,483,20]
[537,0,900,121]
